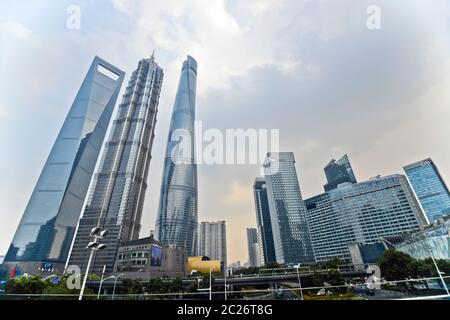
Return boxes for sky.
[1,0,450,264]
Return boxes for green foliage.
[5,275,44,294]
[378,250,422,281]
[261,262,281,269]
[320,257,344,270]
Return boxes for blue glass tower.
[324,154,357,191]
[253,177,277,265]
[404,158,450,223]
[156,56,198,256]
[4,57,125,274]
[263,152,315,264]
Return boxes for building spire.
[150,49,155,61]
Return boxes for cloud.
[2,0,450,265]
[0,19,32,39]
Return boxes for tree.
[321,257,344,270]
[378,250,419,281]
[262,262,281,269]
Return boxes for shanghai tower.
[4,57,125,275]
[156,56,198,256]
[68,55,164,274]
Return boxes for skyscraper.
[198,221,227,267]
[263,152,315,264]
[305,175,428,262]
[324,154,357,191]
[404,158,450,223]
[246,228,259,267]
[156,56,198,255]
[253,177,276,265]
[4,57,125,275]
[68,56,163,274]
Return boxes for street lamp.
[97,276,115,299]
[78,226,108,301]
[112,273,124,300]
[197,266,216,300]
[421,238,449,296]
[296,265,304,300]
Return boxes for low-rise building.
[388,214,450,260]
[113,237,187,279]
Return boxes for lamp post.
[78,227,109,301]
[112,273,124,300]
[296,265,304,300]
[97,265,107,299]
[224,267,231,300]
[209,266,216,301]
[42,274,58,282]
[97,276,115,300]
[422,239,449,296]
[197,266,216,300]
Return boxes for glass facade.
[246,228,259,267]
[156,56,198,256]
[305,175,428,262]
[68,56,163,274]
[253,177,277,265]
[404,158,450,223]
[392,215,450,260]
[263,152,315,264]
[324,154,357,191]
[4,57,125,272]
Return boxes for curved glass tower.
[156,56,198,256]
[4,57,125,274]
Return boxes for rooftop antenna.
[150,49,155,61]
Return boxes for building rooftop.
[120,236,161,247]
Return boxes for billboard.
[150,245,162,266]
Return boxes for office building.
[198,221,227,267]
[263,152,315,264]
[324,154,357,191]
[156,56,198,256]
[113,236,187,279]
[253,177,277,265]
[3,57,124,275]
[404,158,450,223]
[305,174,428,262]
[246,228,260,267]
[68,55,163,274]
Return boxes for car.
[365,287,375,296]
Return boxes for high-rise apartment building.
[3,57,124,275]
[246,228,259,267]
[156,56,198,255]
[198,221,227,267]
[263,152,315,264]
[253,177,276,265]
[68,56,163,274]
[305,174,428,262]
[404,158,450,223]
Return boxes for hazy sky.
[1,0,450,264]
